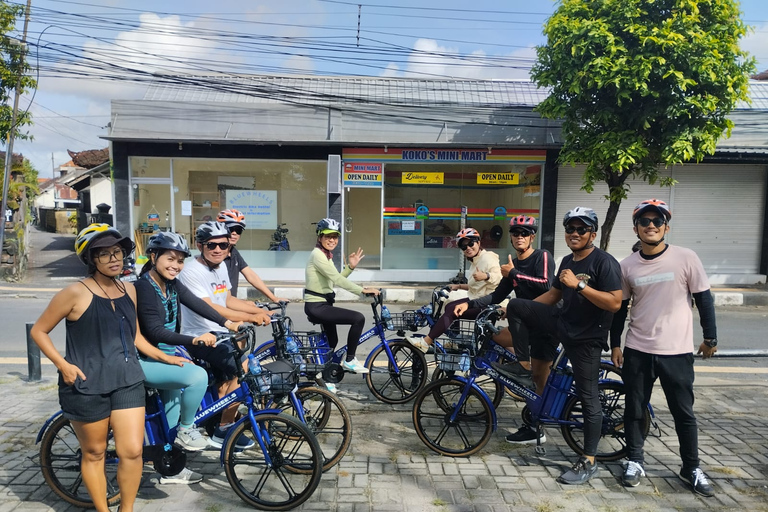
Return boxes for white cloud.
[741,24,768,73]
[391,39,535,81]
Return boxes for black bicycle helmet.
[195,221,230,244]
[146,232,191,258]
[563,207,599,231]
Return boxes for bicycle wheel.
[223,413,323,511]
[278,386,352,471]
[599,360,623,381]
[560,380,651,462]
[365,341,428,404]
[39,415,121,508]
[412,378,494,457]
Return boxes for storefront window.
[382,162,542,270]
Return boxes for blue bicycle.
[254,294,429,404]
[36,325,324,511]
[411,306,653,461]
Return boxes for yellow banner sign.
[476,172,519,185]
[402,172,444,184]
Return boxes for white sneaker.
[406,336,430,353]
[174,427,209,452]
[341,357,369,374]
[159,467,203,485]
[325,382,338,393]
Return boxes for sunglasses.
[564,226,593,235]
[509,230,531,238]
[636,217,666,228]
[205,241,230,251]
[458,240,477,251]
[229,226,244,235]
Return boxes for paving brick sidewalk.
[1,364,767,512]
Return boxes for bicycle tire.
[560,380,651,462]
[599,360,623,381]
[39,415,121,508]
[278,386,352,471]
[223,412,323,511]
[411,378,494,457]
[365,341,428,404]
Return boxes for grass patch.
[534,499,563,512]
[432,498,447,506]
[708,466,741,476]
[205,504,223,512]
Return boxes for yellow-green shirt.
[304,248,363,301]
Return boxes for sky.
[6,0,768,178]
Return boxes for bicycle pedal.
[535,445,546,455]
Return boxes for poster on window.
[225,190,277,230]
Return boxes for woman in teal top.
[304,218,379,386]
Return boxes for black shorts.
[529,332,559,362]
[59,381,145,423]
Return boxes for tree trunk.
[600,199,621,251]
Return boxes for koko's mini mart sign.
[343,162,382,187]
[402,172,444,185]
[477,172,519,185]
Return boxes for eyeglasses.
[229,226,244,235]
[458,239,477,251]
[95,249,125,264]
[323,234,340,240]
[205,241,230,251]
[564,226,593,236]
[509,230,531,238]
[636,217,666,228]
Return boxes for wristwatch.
[576,280,587,293]
[485,272,490,281]
[704,338,718,348]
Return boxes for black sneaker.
[621,460,645,487]
[490,361,534,389]
[679,467,715,497]
[557,457,599,485]
[505,425,546,445]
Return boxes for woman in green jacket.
[304,218,379,390]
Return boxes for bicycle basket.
[254,360,299,396]
[292,331,332,374]
[436,319,477,353]
[387,310,428,332]
[436,352,473,372]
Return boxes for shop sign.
[494,206,507,221]
[415,205,429,219]
[477,172,519,185]
[387,220,421,235]
[343,162,382,187]
[402,172,444,185]
[147,212,160,221]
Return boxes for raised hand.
[347,247,365,269]
[501,254,515,278]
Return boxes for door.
[344,187,382,269]
[130,182,173,257]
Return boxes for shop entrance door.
[343,187,381,269]
[130,181,174,257]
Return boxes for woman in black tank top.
[31,225,189,512]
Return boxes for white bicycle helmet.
[316,218,341,236]
[195,221,230,243]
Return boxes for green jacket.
[304,248,363,302]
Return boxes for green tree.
[2,156,38,212]
[531,0,755,250]
[1,0,35,143]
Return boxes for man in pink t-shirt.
[610,199,718,497]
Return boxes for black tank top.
[62,282,145,394]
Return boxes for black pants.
[506,298,603,456]
[623,347,699,469]
[428,298,481,341]
[304,301,365,360]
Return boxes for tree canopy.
[531,0,755,249]
[1,0,35,144]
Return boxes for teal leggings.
[139,358,209,429]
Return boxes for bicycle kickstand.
[535,426,546,455]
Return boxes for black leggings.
[304,302,365,361]
[428,298,481,341]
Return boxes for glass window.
[172,159,327,268]
[130,157,170,178]
[382,163,541,270]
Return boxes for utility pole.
[0,0,32,261]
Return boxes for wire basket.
[252,360,299,396]
[436,352,473,372]
[435,319,477,353]
[386,310,429,332]
[291,331,333,375]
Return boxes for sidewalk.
[2,365,767,511]
[2,226,767,307]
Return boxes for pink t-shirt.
[620,245,710,355]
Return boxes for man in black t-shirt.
[217,209,289,302]
[493,207,622,486]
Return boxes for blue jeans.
[139,358,209,428]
